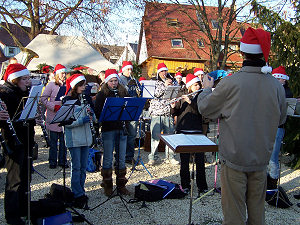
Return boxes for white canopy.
[15,34,116,73]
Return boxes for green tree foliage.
[251,0,300,97]
[251,0,300,169]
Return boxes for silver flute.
[169,89,203,104]
[0,98,23,151]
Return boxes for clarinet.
[112,89,128,136]
[0,98,23,152]
[37,103,50,147]
[83,95,101,148]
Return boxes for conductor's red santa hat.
[186,74,200,88]
[121,61,133,73]
[105,69,119,83]
[54,64,66,74]
[272,66,289,80]
[3,63,29,81]
[194,68,204,76]
[175,72,183,78]
[157,63,168,76]
[240,27,272,74]
[65,74,86,95]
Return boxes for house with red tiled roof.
[136,2,245,78]
[0,22,31,63]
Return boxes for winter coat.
[171,88,202,132]
[0,82,35,154]
[119,75,139,97]
[94,83,129,132]
[62,95,95,148]
[40,81,63,132]
[149,80,171,116]
[197,66,287,172]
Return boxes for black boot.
[267,174,278,190]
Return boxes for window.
[167,18,178,27]
[196,12,205,30]
[211,20,219,29]
[8,47,15,55]
[197,39,205,48]
[171,39,183,48]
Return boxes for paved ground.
[0,125,299,224]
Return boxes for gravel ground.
[0,125,299,225]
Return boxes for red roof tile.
[0,22,31,47]
[143,2,244,64]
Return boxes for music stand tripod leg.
[128,119,153,179]
[188,153,195,225]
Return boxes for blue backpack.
[86,148,101,172]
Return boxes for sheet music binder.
[160,134,218,153]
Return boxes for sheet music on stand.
[141,80,156,98]
[163,86,181,99]
[18,84,44,121]
[50,99,79,124]
[160,134,218,153]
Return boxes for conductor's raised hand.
[202,74,214,89]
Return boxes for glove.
[54,105,61,112]
[82,116,90,124]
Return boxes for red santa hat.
[3,63,29,81]
[194,68,204,76]
[157,63,168,75]
[54,64,66,74]
[121,61,133,73]
[139,77,146,82]
[105,69,119,83]
[175,72,183,78]
[272,66,289,80]
[186,74,200,88]
[240,27,272,74]
[65,74,86,95]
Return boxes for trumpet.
[0,98,23,153]
[169,89,203,104]
[83,95,101,148]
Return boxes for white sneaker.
[169,159,179,165]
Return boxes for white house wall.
[138,28,148,65]
[116,44,137,66]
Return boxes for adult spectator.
[197,27,287,225]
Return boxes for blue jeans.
[49,131,67,166]
[69,146,89,198]
[102,130,127,170]
[126,121,138,160]
[269,128,285,179]
[149,116,175,161]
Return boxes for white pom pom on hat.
[240,27,272,74]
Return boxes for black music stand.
[16,85,44,225]
[160,133,218,225]
[90,97,146,217]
